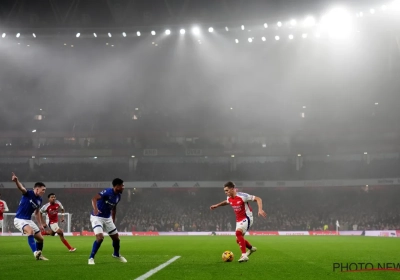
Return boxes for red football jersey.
[0,200,9,220]
[40,201,64,224]
[227,192,255,222]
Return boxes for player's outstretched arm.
[11,172,27,194]
[253,196,267,218]
[210,200,229,210]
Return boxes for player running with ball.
[210,181,267,262]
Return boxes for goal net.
[1,213,72,235]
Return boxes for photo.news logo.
[333,263,400,272]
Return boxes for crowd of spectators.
[1,186,400,233]
[1,157,400,181]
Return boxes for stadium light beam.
[277,21,282,27]
[76,33,80,38]
[288,34,294,40]
[241,25,245,30]
[93,33,97,37]
[16,33,20,38]
[235,39,239,43]
[192,27,200,35]
[137,31,141,36]
[151,31,156,35]
[248,38,253,43]
[2,33,6,38]
[208,27,214,33]
[303,16,316,27]
[391,0,400,11]
[321,7,354,39]
[122,32,127,37]
[108,33,112,37]
[180,29,186,35]
[275,35,280,40]
[165,29,171,35]
[290,19,297,26]
[32,33,36,38]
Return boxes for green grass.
[0,236,399,279]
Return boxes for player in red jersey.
[210,181,267,262]
[40,193,76,252]
[0,193,10,231]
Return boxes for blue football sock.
[89,240,102,259]
[27,235,36,253]
[113,239,120,257]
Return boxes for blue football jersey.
[92,188,121,218]
[15,190,43,220]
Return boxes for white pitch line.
[134,256,181,280]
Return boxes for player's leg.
[56,228,75,251]
[244,218,257,256]
[23,225,38,254]
[14,219,37,255]
[52,223,75,251]
[236,229,248,259]
[89,232,104,263]
[235,218,250,262]
[32,221,50,261]
[33,231,49,260]
[106,219,127,263]
[89,216,104,264]
[41,224,53,236]
[235,234,252,249]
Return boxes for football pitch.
[0,236,399,280]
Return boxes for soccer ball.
[222,251,234,262]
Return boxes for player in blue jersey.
[12,172,49,260]
[88,178,127,265]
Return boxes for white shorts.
[49,223,60,232]
[14,218,40,234]
[236,216,253,235]
[0,220,3,228]
[90,215,118,235]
